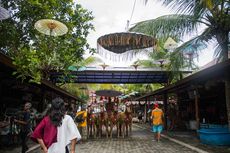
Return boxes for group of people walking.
[15,98,164,153]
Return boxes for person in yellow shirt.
[76,106,87,141]
[151,103,164,142]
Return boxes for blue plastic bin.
[198,128,230,146]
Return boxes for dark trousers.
[65,146,69,153]
[20,131,29,153]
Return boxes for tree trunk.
[225,78,230,130]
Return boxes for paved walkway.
[3,124,230,153]
[136,123,230,153]
[31,125,197,153]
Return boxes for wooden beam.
[163,93,168,130]
[144,98,147,123]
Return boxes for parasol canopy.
[34,19,68,36]
[97,32,157,54]
[95,90,122,97]
[0,6,10,20]
[131,63,139,70]
[164,37,178,50]
[99,63,109,70]
[154,59,170,69]
[154,59,170,65]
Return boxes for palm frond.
[83,56,103,66]
[72,56,103,67]
[174,36,208,57]
[133,59,156,68]
[176,27,215,55]
[145,0,198,14]
[145,0,227,22]
[129,14,199,40]
[172,30,215,70]
[167,50,185,81]
[213,43,224,62]
[148,50,168,60]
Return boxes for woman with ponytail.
[31,97,81,153]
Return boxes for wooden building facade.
[0,52,83,119]
[135,59,230,130]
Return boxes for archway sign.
[97,32,157,61]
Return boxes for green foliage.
[69,56,103,71]
[140,0,230,61]
[129,15,198,40]
[131,0,230,82]
[116,84,161,95]
[60,83,162,101]
[0,0,94,83]
[12,48,42,83]
[60,83,89,101]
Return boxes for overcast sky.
[77,0,214,67]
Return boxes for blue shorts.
[152,125,163,133]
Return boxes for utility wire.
[126,0,137,31]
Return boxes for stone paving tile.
[137,123,230,153]
[3,125,230,153]
[75,126,197,153]
[3,124,229,153]
[17,125,197,153]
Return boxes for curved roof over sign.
[97,32,157,54]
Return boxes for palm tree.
[60,56,104,101]
[68,55,104,71]
[130,0,230,128]
[137,0,229,59]
[134,45,194,83]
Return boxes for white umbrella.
[34,19,68,36]
[0,6,10,20]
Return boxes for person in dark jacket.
[14,102,32,153]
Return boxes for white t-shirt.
[48,115,81,153]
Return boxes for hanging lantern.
[97,32,157,61]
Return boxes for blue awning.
[50,67,192,84]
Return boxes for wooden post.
[225,77,230,130]
[194,90,200,130]
[176,92,181,126]
[133,103,136,117]
[144,98,147,123]
[163,93,168,130]
[148,99,151,125]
